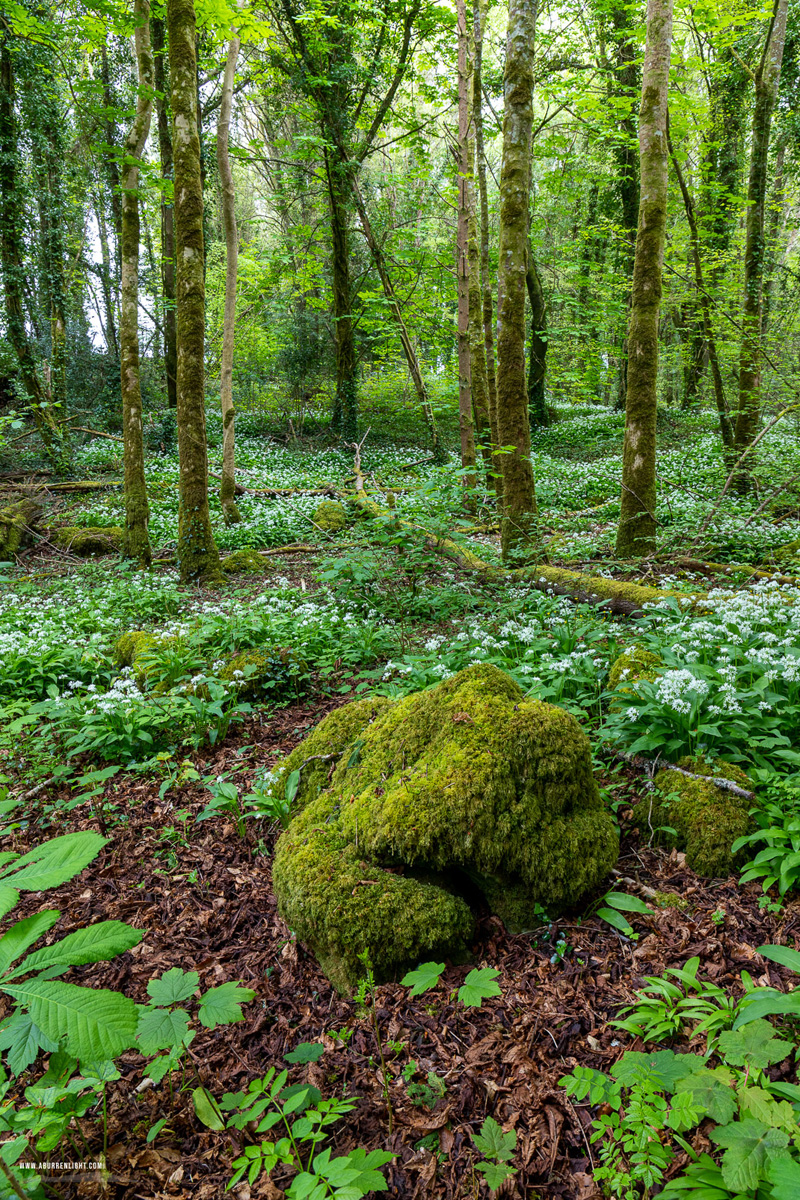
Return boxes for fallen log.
[0,499,44,558]
[672,556,798,588]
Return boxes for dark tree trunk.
[456,0,477,494]
[526,254,548,428]
[152,14,178,410]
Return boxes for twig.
[608,750,756,802]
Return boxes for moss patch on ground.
[272,664,618,991]
[52,526,124,555]
[312,500,347,532]
[219,646,307,699]
[608,646,662,692]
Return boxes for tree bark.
[609,1,640,413]
[325,151,358,441]
[456,0,477,496]
[732,0,789,487]
[167,0,222,582]
[216,32,242,526]
[496,0,539,561]
[615,0,673,558]
[526,254,548,427]
[152,14,178,410]
[120,0,155,568]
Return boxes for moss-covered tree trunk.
[152,14,178,411]
[732,0,789,489]
[120,0,155,568]
[456,0,477,495]
[615,0,673,559]
[167,0,221,582]
[609,1,640,413]
[216,32,242,527]
[465,6,492,483]
[526,254,548,428]
[496,0,539,561]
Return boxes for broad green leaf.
[769,1155,800,1200]
[136,1006,191,1055]
[197,981,255,1029]
[675,1068,737,1125]
[333,1147,392,1194]
[596,907,634,935]
[146,1117,168,1144]
[401,961,445,997]
[476,1160,516,1190]
[0,1010,58,1075]
[3,979,138,1061]
[717,1020,794,1071]
[472,1116,516,1162]
[710,1118,789,1192]
[0,887,20,920]
[457,967,501,1008]
[285,1041,325,1064]
[0,833,107,892]
[739,1086,797,1135]
[13,921,142,979]
[757,944,800,975]
[0,911,60,977]
[611,1049,701,1092]
[604,891,652,914]
[734,989,800,1027]
[193,1086,225,1130]
[147,968,199,1007]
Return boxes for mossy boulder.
[52,526,123,555]
[644,758,754,878]
[608,646,662,692]
[312,500,347,532]
[272,664,619,991]
[0,500,42,558]
[221,549,270,574]
[219,646,307,699]
[114,631,160,668]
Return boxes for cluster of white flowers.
[653,670,710,717]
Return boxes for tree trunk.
[496,0,539,561]
[120,0,155,568]
[325,151,358,441]
[732,0,789,487]
[609,1,640,413]
[167,0,221,582]
[526,254,548,427]
[456,0,477,496]
[93,191,119,360]
[216,32,242,526]
[761,134,787,339]
[473,0,501,500]
[615,0,673,558]
[0,37,63,464]
[152,14,178,410]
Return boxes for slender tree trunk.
[100,43,123,255]
[465,7,491,483]
[167,0,221,582]
[456,0,477,495]
[609,1,640,412]
[216,32,242,526]
[152,14,178,410]
[120,0,154,568]
[526,254,548,426]
[325,150,358,441]
[761,135,787,339]
[0,37,62,464]
[473,0,501,501]
[667,117,734,454]
[615,0,673,558]
[94,191,119,360]
[496,0,539,561]
[732,0,789,487]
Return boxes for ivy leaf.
[457,968,501,1008]
[197,982,256,1029]
[285,1041,325,1064]
[136,1005,191,1055]
[710,1118,790,1192]
[716,1020,794,1071]
[147,968,200,1007]
[401,962,445,997]
[472,1116,516,1162]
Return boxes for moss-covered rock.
[312,500,347,532]
[219,646,307,699]
[0,500,42,558]
[273,664,618,991]
[608,646,662,692]
[644,758,754,878]
[52,526,123,555]
[221,549,271,574]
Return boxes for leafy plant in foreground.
[400,960,502,1008]
[471,1115,517,1192]
[733,774,800,900]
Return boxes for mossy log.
[0,499,43,558]
[674,556,798,587]
[46,480,123,493]
[272,664,619,991]
[52,526,124,555]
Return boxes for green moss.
[523,566,699,610]
[608,646,662,692]
[312,500,347,532]
[221,549,270,574]
[114,631,160,667]
[273,664,618,991]
[219,646,307,699]
[645,757,754,878]
[653,891,690,911]
[0,500,42,558]
[52,526,124,555]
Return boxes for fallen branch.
[608,749,757,802]
[672,556,798,588]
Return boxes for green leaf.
[717,1020,794,1071]
[457,968,501,1008]
[0,832,107,892]
[136,1006,191,1055]
[13,921,142,979]
[476,1160,516,1191]
[769,1155,800,1200]
[0,1010,58,1075]
[333,1147,392,1194]
[674,1068,737,1125]
[3,979,138,1060]
[193,1086,225,1131]
[0,911,60,977]
[710,1118,789,1192]
[472,1116,516,1163]
[401,961,445,997]
[197,982,256,1029]
[285,1041,325,1064]
[734,988,800,1027]
[285,769,301,805]
[611,1049,700,1092]
[0,887,20,920]
[757,944,800,975]
[603,891,652,914]
[596,907,634,935]
[146,1117,168,1144]
[147,968,199,1007]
